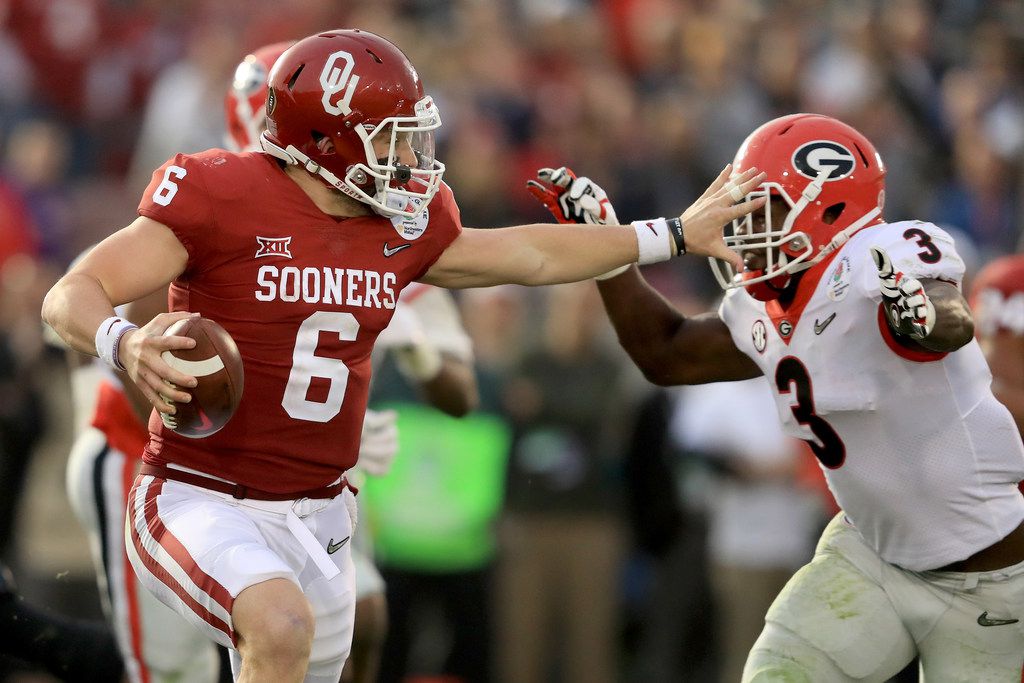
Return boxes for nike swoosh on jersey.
[814,312,837,335]
[383,242,413,257]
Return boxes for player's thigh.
[745,550,916,682]
[134,581,220,683]
[125,476,297,649]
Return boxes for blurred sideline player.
[63,42,476,683]
[970,254,1024,439]
[42,28,760,682]
[531,114,1024,681]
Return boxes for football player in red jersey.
[42,29,763,681]
[970,255,1024,438]
[224,41,480,683]
[60,40,476,683]
[531,114,1024,681]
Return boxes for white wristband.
[95,316,138,371]
[632,218,680,265]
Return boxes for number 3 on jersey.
[282,312,359,422]
[775,356,846,469]
[153,165,187,206]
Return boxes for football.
[159,316,244,438]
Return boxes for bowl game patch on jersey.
[388,195,429,240]
[827,255,852,301]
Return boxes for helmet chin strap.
[260,132,438,219]
[260,132,378,206]
[776,168,882,272]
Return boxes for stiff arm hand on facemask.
[526,167,629,280]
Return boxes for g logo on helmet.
[320,50,360,116]
[792,141,856,181]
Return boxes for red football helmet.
[224,41,294,153]
[711,113,887,300]
[260,29,444,218]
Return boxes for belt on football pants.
[139,463,354,501]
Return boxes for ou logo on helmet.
[320,50,360,116]
[791,141,856,181]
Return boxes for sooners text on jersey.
[138,150,462,492]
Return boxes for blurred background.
[0,0,1021,681]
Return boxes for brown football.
[160,316,244,438]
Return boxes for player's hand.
[357,409,399,476]
[119,311,198,415]
[680,165,767,270]
[871,246,935,339]
[526,167,619,226]
[527,167,628,279]
[376,305,443,381]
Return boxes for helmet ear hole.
[822,202,845,225]
[311,131,335,154]
[286,64,305,90]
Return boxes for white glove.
[526,166,627,280]
[376,305,443,381]
[356,409,399,476]
[871,246,936,340]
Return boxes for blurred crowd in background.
[0,0,1021,681]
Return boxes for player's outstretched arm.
[528,164,762,385]
[42,216,199,415]
[872,246,974,353]
[420,168,765,289]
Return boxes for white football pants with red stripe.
[66,426,219,683]
[125,472,357,682]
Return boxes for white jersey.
[720,220,1024,571]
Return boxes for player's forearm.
[918,284,974,353]
[505,223,641,286]
[598,269,762,385]
[42,273,119,356]
[596,269,689,385]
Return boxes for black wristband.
[667,217,685,255]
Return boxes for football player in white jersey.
[529,113,1024,682]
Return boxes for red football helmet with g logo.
[711,113,887,300]
[224,41,294,153]
[260,29,444,218]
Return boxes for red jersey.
[138,150,462,492]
